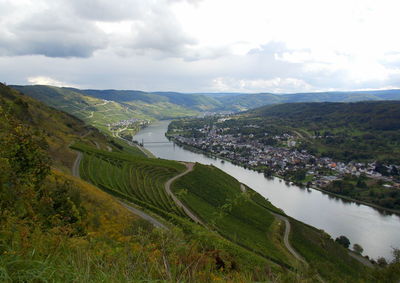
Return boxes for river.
[134,120,400,261]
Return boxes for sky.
[1,0,400,93]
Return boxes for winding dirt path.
[164,163,206,226]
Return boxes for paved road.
[348,251,374,268]
[240,183,306,264]
[271,212,307,264]
[72,152,82,178]
[118,201,168,230]
[164,163,206,226]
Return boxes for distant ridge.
[12,84,400,116]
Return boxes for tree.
[356,178,368,188]
[375,162,389,176]
[353,243,364,255]
[335,235,350,248]
[0,108,50,219]
[390,166,399,176]
[377,257,388,267]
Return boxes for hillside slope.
[0,83,282,281]
[12,85,203,133]
[216,89,400,111]
[247,101,400,162]
[13,85,400,121]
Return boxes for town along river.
[134,120,400,261]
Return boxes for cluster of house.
[171,126,400,189]
[107,118,149,129]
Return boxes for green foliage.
[325,175,400,211]
[0,83,103,172]
[353,243,364,255]
[0,108,49,220]
[335,235,351,248]
[372,248,400,282]
[290,221,370,282]
[0,105,86,237]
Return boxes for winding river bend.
[134,120,400,261]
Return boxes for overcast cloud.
[0,0,399,93]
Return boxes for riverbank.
[168,135,400,216]
[134,120,400,261]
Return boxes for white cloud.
[211,77,313,93]
[27,76,77,87]
[1,0,400,92]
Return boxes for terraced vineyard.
[73,143,188,219]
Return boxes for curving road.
[271,212,307,264]
[72,152,82,179]
[118,201,168,230]
[240,183,306,264]
[164,163,206,226]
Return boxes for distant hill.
[245,101,400,163]
[216,89,400,111]
[13,85,400,117]
[12,85,202,132]
[248,101,400,131]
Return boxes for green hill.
[13,85,400,125]
[215,89,400,111]
[0,84,266,281]
[247,101,400,162]
[11,85,200,133]
[80,89,222,111]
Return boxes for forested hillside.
[248,101,400,162]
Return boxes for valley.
[1,83,400,281]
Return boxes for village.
[170,124,400,190]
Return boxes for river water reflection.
[134,120,400,260]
